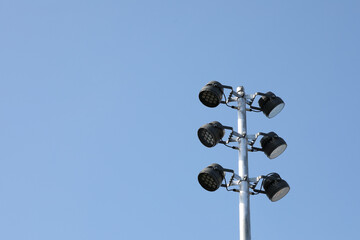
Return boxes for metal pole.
[237,86,251,240]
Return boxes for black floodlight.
[258,92,285,118]
[263,173,290,202]
[198,163,225,191]
[260,132,287,159]
[197,121,225,147]
[199,81,224,108]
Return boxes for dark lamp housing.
[197,121,225,148]
[258,92,285,118]
[263,173,290,202]
[198,163,225,192]
[199,81,224,108]
[260,132,287,159]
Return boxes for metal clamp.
[244,92,267,112]
[247,132,265,152]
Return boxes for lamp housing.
[260,132,287,159]
[198,163,225,192]
[258,92,285,118]
[197,121,225,147]
[263,173,290,202]
[199,81,224,108]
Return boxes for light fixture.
[197,121,225,147]
[198,81,224,108]
[198,163,225,191]
[258,92,285,118]
[263,173,290,202]
[260,132,287,159]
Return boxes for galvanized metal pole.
[237,86,251,240]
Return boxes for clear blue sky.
[0,1,359,239]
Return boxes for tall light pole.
[237,86,251,240]
[197,81,289,240]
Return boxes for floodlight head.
[197,121,225,148]
[260,132,287,159]
[263,173,290,202]
[198,163,225,191]
[199,81,224,108]
[258,92,285,118]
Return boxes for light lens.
[271,186,290,202]
[269,143,287,159]
[268,102,285,118]
[199,91,219,107]
[198,128,216,147]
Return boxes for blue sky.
[0,1,359,239]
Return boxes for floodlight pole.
[237,86,251,240]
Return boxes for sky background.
[0,0,360,239]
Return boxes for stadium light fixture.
[263,173,290,202]
[198,163,225,192]
[260,132,287,159]
[248,132,287,159]
[199,81,234,108]
[199,81,224,108]
[197,121,225,147]
[258,92,285,118]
